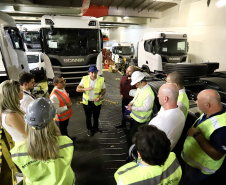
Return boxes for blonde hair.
[25,119,61,161]
[0,80,24,124]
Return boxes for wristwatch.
[193,131,201,138]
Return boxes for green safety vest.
[181,113,226,174]
[10,136,75,185]
[115,152,182,185]
[130,85,155,123]
[178,91,189,118]
[82,75,104,106]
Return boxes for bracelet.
[193,131,202,138]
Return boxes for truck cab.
[40,15,103,88]
[138,32,188,73]
[0,12,30,82]
[111,42,134,64]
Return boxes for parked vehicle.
[39,15,103,89]
[26,51,46,80]
[111,42,135,65]
[138,31,188,73]
[0,11,30,83]
[21,30,41,51]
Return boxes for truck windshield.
[43,28,99,56]
[22,32,40,44]
[115,46,134,55]
[157,39,187,55]
[27,55,39,63]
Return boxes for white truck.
[111,42,135,65]
[138,32,188,73]
[0,12,30,83]
[39,15,103,88]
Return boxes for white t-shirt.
[20,90,35,113]
[79,76,106,101]
[149,107,185,150]
[1,112,25,143]
[50,87,69,114]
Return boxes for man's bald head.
[196,89,222,115]
[158,83,179,107]
[126,65,134,77]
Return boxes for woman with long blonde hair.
[0,80,26,142]
[10,98,75,184]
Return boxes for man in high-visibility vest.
[76,65,106,137]
[180,89,226,185]
[115,124,182,185]
[127,71,155,143]
[50,75,73,137]
[166,71,189,118]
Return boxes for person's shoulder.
[58,135,73,144]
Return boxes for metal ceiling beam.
[117,0,126,9]
[108,0,115,6]
[134,0,146,11]
[108,7,161,18]
[139,1,154,13]
[125,0,135,10]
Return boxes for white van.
[26,51,46,77]
[138,32,188,73]
[0,12,30,82]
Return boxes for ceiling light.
[216,0,226,7]
[123,16,129,19]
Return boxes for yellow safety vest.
[115,152,182,185]
[178,91,189,118]
[82,75,104,106]
[181,113,226,174]
[130,85,155,123]
[10,136,75,185]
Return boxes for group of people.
[115,66,226,185]
[0,65,105,184]
[0,63,226,185]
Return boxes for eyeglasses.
[58,79,66,84]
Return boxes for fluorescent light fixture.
[216,0,226,7]
[0,6,15,12]
[123,16,129,19]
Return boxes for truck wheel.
[202,62,219,74]
[165,63,208,78]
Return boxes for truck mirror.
[40,53,44,62]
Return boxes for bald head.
[196,89,222,115]
[158,83,179,108]
[126,65,135,77]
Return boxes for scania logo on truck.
[64,58,84,63]
[169,57,180,60]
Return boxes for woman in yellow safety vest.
[10,98,75,185]
[115,125,182,185]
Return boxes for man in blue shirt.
[180,89,226,185]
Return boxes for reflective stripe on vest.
[10,136,75,185]
[130,86,155,123]
[182,113,226,174]
[50,89,73,121]
[115,152,181,185]
[82,75,104,106]
[11,143,74,158]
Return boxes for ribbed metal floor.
[67,71,129,185]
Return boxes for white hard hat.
[131,71,146,86]
[25,98,56,130]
